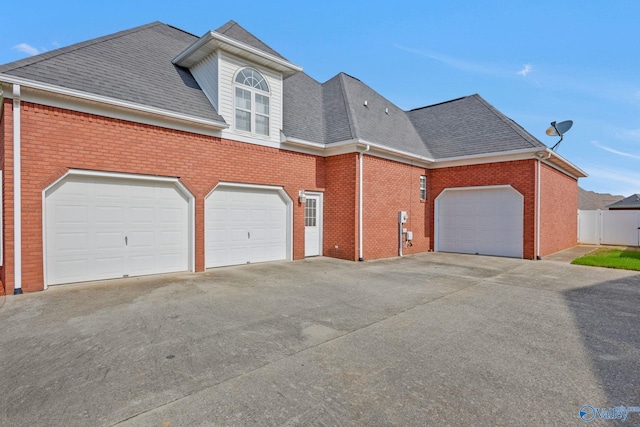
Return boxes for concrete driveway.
[1,251,639,426]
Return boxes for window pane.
[235,87,251,110]
[255,94,269,115]
[236,68,269,92]
[236,110,251,132]
[255,114,269,136]
[305,199,316,227]
[420,176,427,200]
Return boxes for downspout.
[13,84,22,294]
[536,150,552,260]
[358,144,370,261]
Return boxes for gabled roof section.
[337,73,432,157]
[321,73,356,144]
[407,94,547,159]
[0,22,224,123]
[607,193,640,209]
[173,21,301,77]
[215,20,287,60]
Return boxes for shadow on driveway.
[562,269,640,418]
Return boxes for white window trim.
[233,67,271,137]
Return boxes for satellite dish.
[545,120,573,151]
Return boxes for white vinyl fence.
[578,210,640,246]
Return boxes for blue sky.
[2,1,639,196]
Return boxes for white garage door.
[206,186,289,268]
[436,186,523,258]
[45,175,190,285]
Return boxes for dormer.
[173,21,302,144]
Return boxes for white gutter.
[12,84,22,294]
[358,145,370,261]
[0,74,229,130]
[535,150,552,260]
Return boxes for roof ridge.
[337,73,360,140]
[0,22,165,74]
[214,20,287,60]
[472,94,544,149]
[407,95,470,112]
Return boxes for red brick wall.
[362,156,430,259]
[5,102,327,292]
[430,160,538,259]
[324,153,358,260]
[539,162,578,257]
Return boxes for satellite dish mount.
[545,120,573,152]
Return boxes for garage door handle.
[125,236,128,246]
[248,231,250,239]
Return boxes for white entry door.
[436,186,523,258]
[206,185,290,268]
[304,193,322,257]
[45,175,190,285]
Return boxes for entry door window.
[305,198,317,227]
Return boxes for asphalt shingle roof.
[406,94,546,158]
[215,20,287,61]
[337,73,432,157]
[0,21,551,161]
[282,72,325,144]
[0,22,223,123]
[607,194,640,209]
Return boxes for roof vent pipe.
[363,100,367,107]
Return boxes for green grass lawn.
[571,247,640,271]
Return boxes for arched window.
[234,68,270,136]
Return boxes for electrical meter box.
[398,211,408,224]
[406,231,413,241]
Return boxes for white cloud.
[516,64,532,77]
[394,44,503,76]
[591,140,640,160]
[583,165,640,196]
[615,129,640,141]
[12,43,41,56]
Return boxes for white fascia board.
[544,150,588,178]
[281,137,435,166]
[0,74,229,131]
[174,31,302,76]
[326,139,435,166]
[430,147,543,168]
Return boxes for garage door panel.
[46,176,190,286]
[54,205,89,225]
[95,206,124,224]
[95,231,124,250]
[130,207,155,224]
[159,207,184,224]
[96,183,124,199]
[56,232,89,252]
[53,259,90,281]
[129,231,155,248]
[437,187,523,258]
[94,256,124,276]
